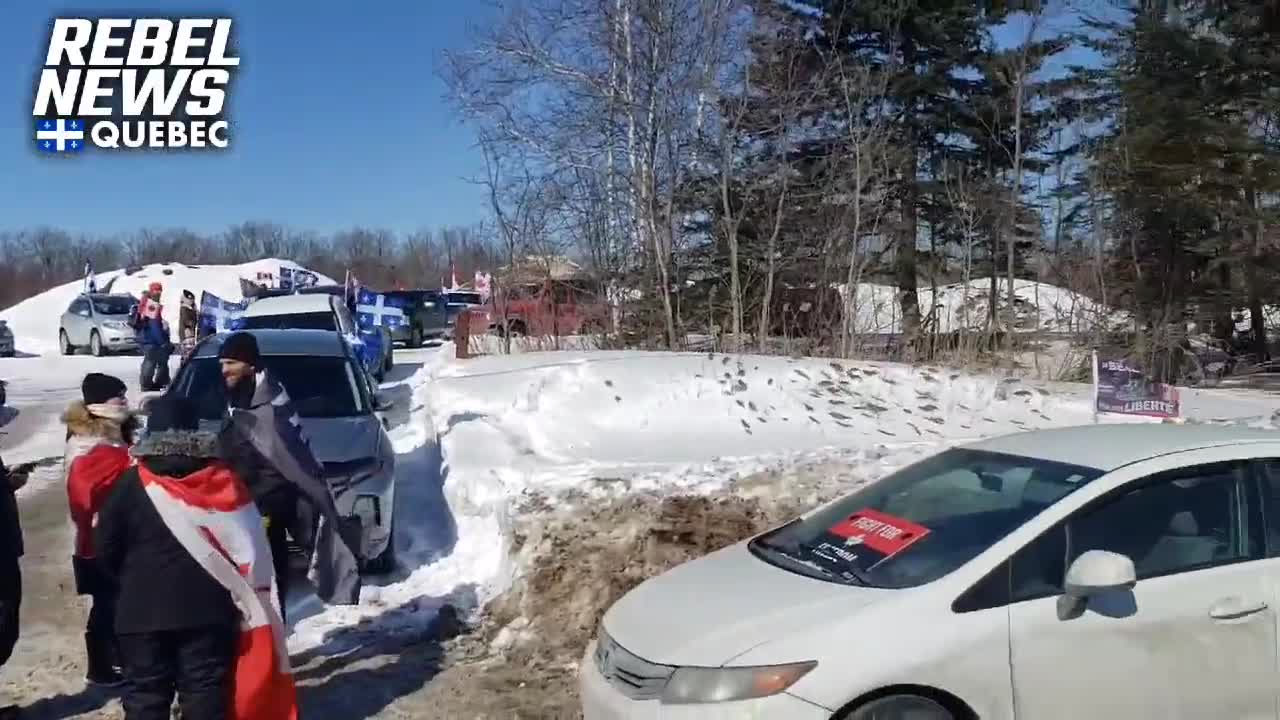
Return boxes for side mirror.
[373,392,394,413]
[1057,550,1137,620]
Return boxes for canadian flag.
[140,464,299,720]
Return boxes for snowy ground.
[3,341,1280,718]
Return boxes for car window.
[1251,460,1280,556]
[68,298,90,316]
[174,355,366,419]
[239,312,337,332]
[749,449,1103,589]
[1009,461,1259,602]
[91,297,134,315]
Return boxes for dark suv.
[384,290,450,347]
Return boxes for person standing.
[0,456,29,720]
[214,332,362,618]
[137,284,172,392]
[178,290,198,362]
[95,395,299,720]
[62,373,139,687]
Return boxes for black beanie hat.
[218,332,260,366]
[81,373,127,405]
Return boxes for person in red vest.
[62,373,139,687]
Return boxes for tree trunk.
[897,138,922,355]
[841,142,866,358]
[758,176,788,353]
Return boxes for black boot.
[84,632,124,688]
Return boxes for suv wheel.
[89,331,104,357]
[59,330,73,355]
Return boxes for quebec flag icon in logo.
[35,118,85,154]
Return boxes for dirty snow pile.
[0,259,333,356]
[845,277,1127,335]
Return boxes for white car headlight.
[103,320,129,331]
[660,661,817,705]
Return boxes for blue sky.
[0,1,492,236]
[0,3,1110,239]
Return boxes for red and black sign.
[802,509,931,581]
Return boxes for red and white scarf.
[139,462,299,720]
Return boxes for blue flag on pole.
[198,291,250,334]
[354,288,406,330]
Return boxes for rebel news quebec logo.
[32,18,239,155]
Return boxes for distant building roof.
[500,255,583,283]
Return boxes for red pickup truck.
[490,279,607,336]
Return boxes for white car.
[583,423,1280,719]
[237,292,390,380]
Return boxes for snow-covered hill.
[0,259,333,356]
[845,277,1126,335]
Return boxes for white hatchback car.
[583,423,1280,720]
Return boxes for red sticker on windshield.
[826,509,930,558]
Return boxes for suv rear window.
[240,312,337,332]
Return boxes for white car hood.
[300,415,381,463]
[602,541,886,667]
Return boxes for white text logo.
[32,18,239,154]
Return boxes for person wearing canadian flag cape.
[94,395,298,720]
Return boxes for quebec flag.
[199,291,250,334]
[35,118,86,153]
[355,288,406,330]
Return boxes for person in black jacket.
[94,397,239,720]
[0,457,30,720]
[216,333,302,619]
[215,332,363,619]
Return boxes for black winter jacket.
[0,461,21,560]
[218,377,298,519]
[94,458,238,634]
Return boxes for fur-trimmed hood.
[62,401,132,444]
[131,428,223,460]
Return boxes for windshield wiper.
[751,537,866,587]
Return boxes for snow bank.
[0,259,333,356]
[422,350,1113,623]
[844,277,1126,335]
[432,350,1095,498]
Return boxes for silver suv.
[59,293,139,356]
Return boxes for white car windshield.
[750,449,1104,589]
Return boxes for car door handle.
[1209,598,1269,620]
